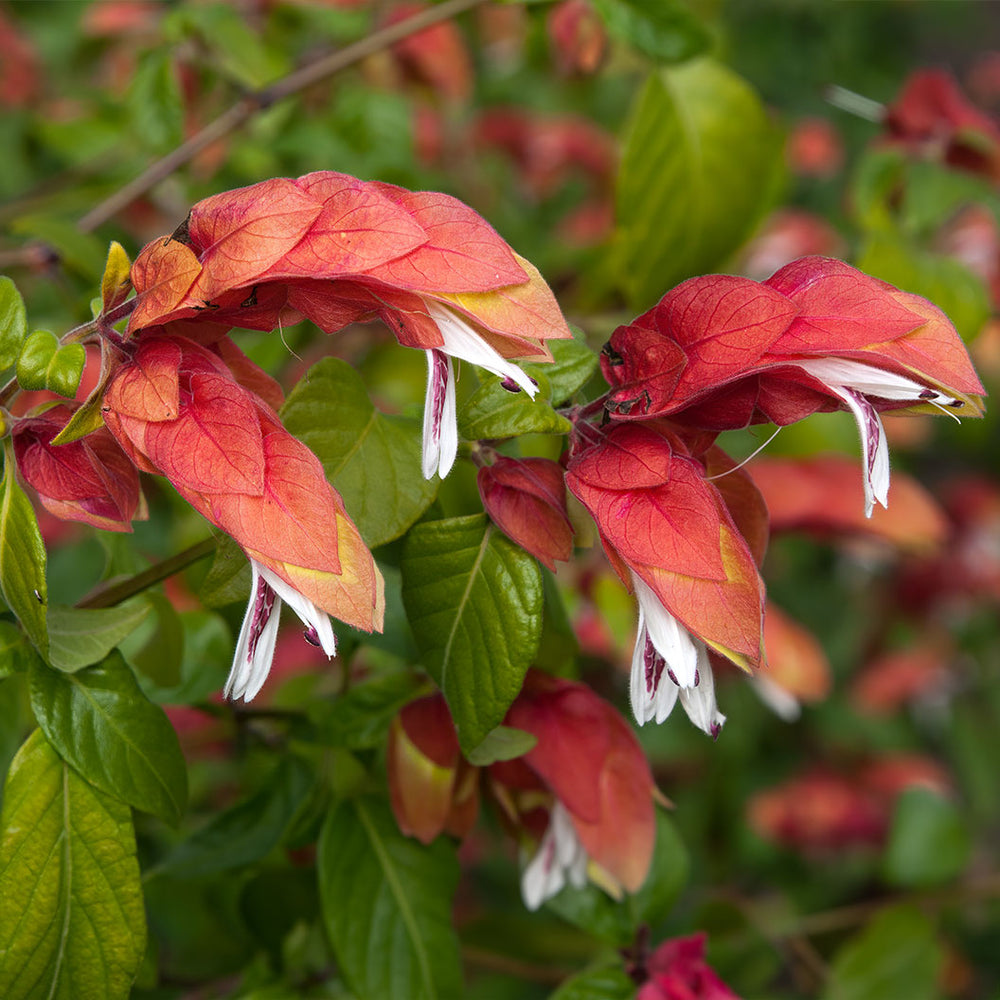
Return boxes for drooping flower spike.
[600,257,985,517]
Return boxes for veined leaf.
[457,373,571,441]
[0,730,145,1000]
[0,276,27,370]
[400,514,543,752]
[318,796,462,1000]
[616,59,779,309]
[29,652,188,825]
[46,600,152,672]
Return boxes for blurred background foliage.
[1,0,1000,998]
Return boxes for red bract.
[125,172,572,481]
[602,257,984,516]
[490,670,657,909]
[637,933,740,1000]
[566,420,765,737]
[477,456,573,570]
[750,454,949,553]
[12,404,144,532]
[387,693,479,845]
[884,68,1000,180]
[103,334,384,701]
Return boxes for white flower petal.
[421,350,457,480]
[520,802,587,911]
[794,358,960,405]
[257,562,337,657]
[632,575,699,687]
[823,382,890,517]
[678,644,726,739]
[423,299,538,397]
[225,562,282,702]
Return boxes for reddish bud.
[478,456,573,570]
[637,933,739,1000]
[13,404,143,532]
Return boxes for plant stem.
[76,0,491,234]
[77,536,219,609]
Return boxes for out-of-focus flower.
[637,933,740,1000]
[12,404,144,533]
[785,116,845,178]
[739,209,845,282]
[384,3,473,104]
[883,68,1000,181]
[387,692,480,844]
[489,670,657,909]
[754,601,831,721]
[546,0,607,76]
[0,8,40,109]
[851,642,953,716]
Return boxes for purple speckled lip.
[429,348,449,439]
[643,635,666,695]
[246,576,276,663]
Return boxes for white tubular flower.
[794,358,964,518]
[225,559,337,703]
[630,575,726,738]
[520,802,588,911]
[419,299,539,481]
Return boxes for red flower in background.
[102,334,384,701]
[637,933,740,1000]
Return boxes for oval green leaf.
[615,58,780,309]
[0,730,145,1000]
[46,600,152,672]
[318,796,463,1000]
[458,373,570,441]
[29,652,188,825]
[15,328,58,391]
[0,276,27,370]
[401,515,543,752]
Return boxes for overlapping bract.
[102,334,384,638]
[125,171,571,361]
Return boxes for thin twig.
[77,536,218,609]
[76,0,490,234]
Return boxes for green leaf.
[318,796,463,1000]
[46,343,87,398]
[592,0,711,65]
[8,216,105,282]
[15,328,58,391]
[0,276,27,370]
[29,652,188,825]
[0,730,145,1000]
[882,787,971,888]
[321,666,423,749]
[126,50,184,154]
[824,905,944,1000]
[458,377,571,441]
[615,59,779,309]
[158,756,314,879]
[466,725,537,766]
[401,515,543,752]
[0,619,41,678]
[548,959,635,1000]
[0,446,47,655]
[282,358,438,548]
[46,600,152,672]
[855,233,991,342]
[547,810,687,945]
[524,332,600,407]
[50,388,106,444]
